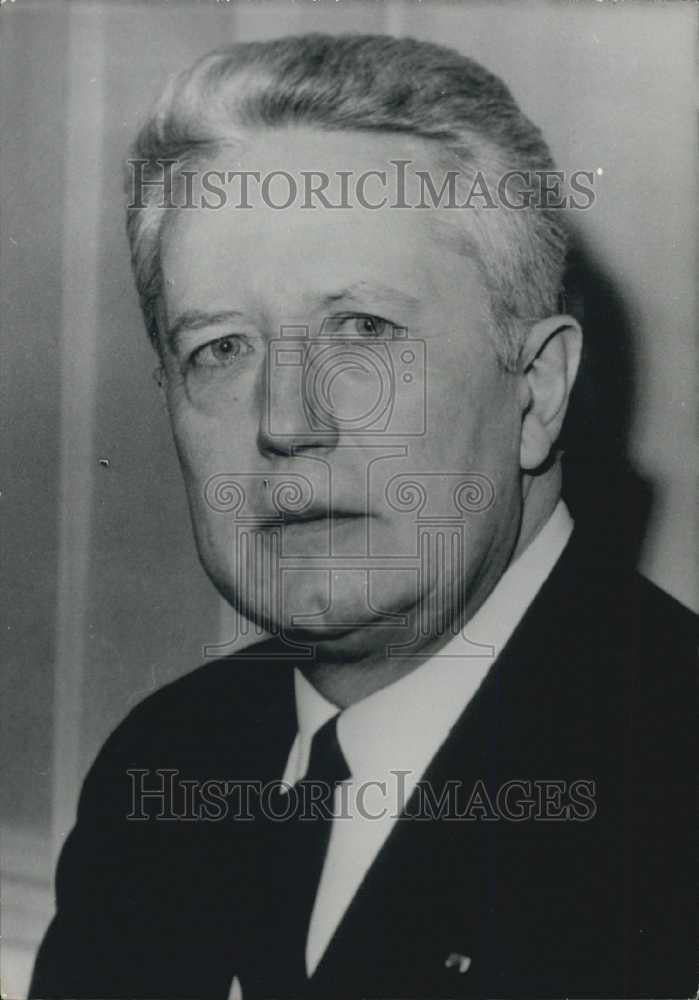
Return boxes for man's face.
[159,128,524,657]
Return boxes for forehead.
[160,127,483,321]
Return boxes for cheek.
[167,396,210,476]
[166,407,234,535]
[427,364,517,461]
[166,378,249,470]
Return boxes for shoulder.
[557,533,697,756]
[521,526,697,738]
[81,637,296,796]
[552,524,697,653]
[122,638,290,724]
[598,560,697,677]
[635,571,697,648]
[628,573,697,731]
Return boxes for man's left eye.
[332,315,390,338]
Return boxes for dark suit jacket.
[30,526,697,998]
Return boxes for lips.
[279,510,364,525]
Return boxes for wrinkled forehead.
[161,125,480,248]
[158,126,484,323]
[166,125,465,196]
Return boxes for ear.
[519,314,582,472]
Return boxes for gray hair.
[126,33,568,369]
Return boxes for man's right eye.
[190,335,246,368]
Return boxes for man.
[31,34,695,999]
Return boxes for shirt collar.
[284,500,573,787]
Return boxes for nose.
[257,410,340,457]
[256,333,340,457]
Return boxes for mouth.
[279,510,365,526]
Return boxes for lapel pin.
[445,952,472,974]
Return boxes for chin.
[203,548,421,645]
[277,620,401,666]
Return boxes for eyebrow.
[165,281,420,348]
[165,309,247,348]
[320,281,421,312]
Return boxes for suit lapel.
[307,529,630,995]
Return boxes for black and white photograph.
[1,1,697,997]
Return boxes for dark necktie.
[243,713,351,996]
[291,713,352,939]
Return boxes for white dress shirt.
[280,500,573,975]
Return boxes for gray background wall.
[1,1,696,995]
